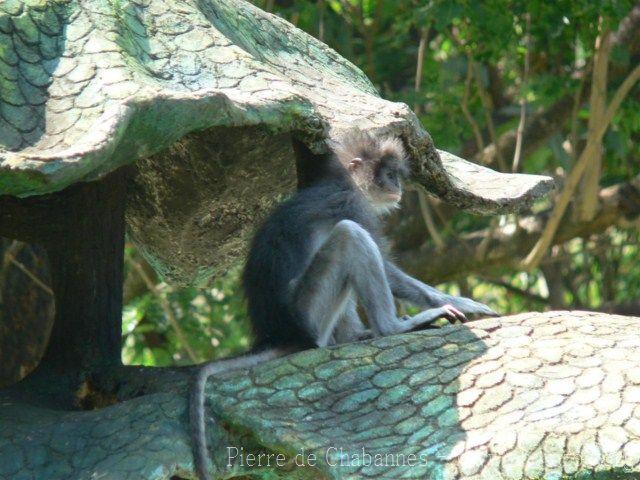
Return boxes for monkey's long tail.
[189,348,292,480]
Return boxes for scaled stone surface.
[126,125,297,283]
[0,0,554,283]
[2,311,640,479]
[0,0,552,210]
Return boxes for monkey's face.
[349,154,409,211]
[336,130,410,212]
[369,159,404,209]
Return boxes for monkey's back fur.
[242,161,384,350]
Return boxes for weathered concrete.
[0,0,552,202]
[0,0,554,283]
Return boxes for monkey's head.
[334,130,410,212]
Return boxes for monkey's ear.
[348,157,363,171]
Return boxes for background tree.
[2,0,638,371]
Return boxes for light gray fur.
[292,219,460,340]
[332,296,370,344]
[384,261,493,316]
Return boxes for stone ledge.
[1,311,639,479]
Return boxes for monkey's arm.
[384,261,496,317]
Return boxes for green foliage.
[122,256,252,366]
[122,0,640,366]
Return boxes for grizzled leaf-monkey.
[190,130,496,480]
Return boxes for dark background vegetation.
[2,0,639,369]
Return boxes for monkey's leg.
[333,297,372,343]
[293,220,451,339]
[292,262,353,347]
[385,261,497,318]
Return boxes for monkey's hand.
[403,304,467,324]
[439,304,468,322]
[397,304,468,332]
[447,296,498,318]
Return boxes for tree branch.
[413,27,430,115]
[480,276,549,304]
[397,176,640,283]
[472,62,507,171]
[461,59,485,151]
[2,239,52,296]
[416,190,445,250]
[6,254,53,296]
[129,260,200,363]
[575,23,611,221]
[512,13,531,173]
[472,5,640,168]
[522,61,640,270]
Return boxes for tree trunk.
[0,168,129,373]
